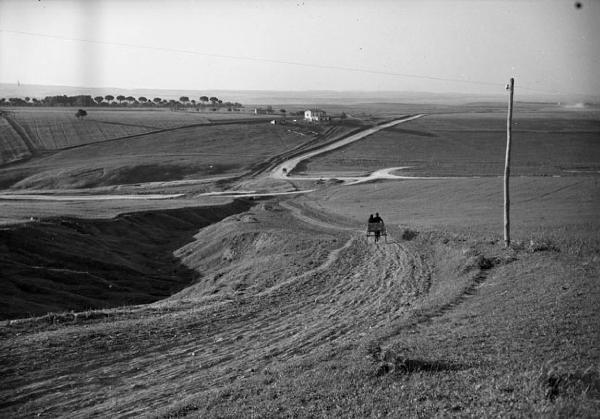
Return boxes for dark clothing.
[373,214,383,242]
[368,214,384,242]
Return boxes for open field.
[0,104,598,417]
[300,177,600,244]
[297,109,600,177]
[0,107,285,165]
[0,116,29,163]
[0,113,341,191]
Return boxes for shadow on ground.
[0,199,253,319]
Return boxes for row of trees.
[0,95,243,110]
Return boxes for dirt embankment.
[0,199,502,417]
[0,199,253,319]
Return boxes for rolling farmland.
[297,110,600,177]
[0,110,330,190]
[0,104,598,417]
[0,107,283,166]
[2,0,599,415]
[4,108,155,152]
[0,116,31,164]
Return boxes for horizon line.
[2,81,596,99]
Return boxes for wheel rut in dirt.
[0,198,489,418]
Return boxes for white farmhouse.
[304,109,330,122]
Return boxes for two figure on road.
[369,213,383,224]
[368,212,384,242]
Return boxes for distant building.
[254,108,268,115]
[304,109,330,122]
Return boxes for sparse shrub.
[401,228,418,241]
[527,238,560,253]
[75,109,87,119]
[538,362,600,401]
[365,340,382,361]
[510,240,526,251]
[475,255,499,270]
[366,342,405,376]
[462,254,504,273]
[367,342,458,376]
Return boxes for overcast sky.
[1,0,598,96]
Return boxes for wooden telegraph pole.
[504,78,514,247]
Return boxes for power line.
[0,29,501,85]
[0,28,580,96]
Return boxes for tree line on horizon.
[0,95,244,111]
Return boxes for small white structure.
[304,109,330,122]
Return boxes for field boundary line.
[22,117,281,155]
[87,118,160,130]
[2,114,37,156]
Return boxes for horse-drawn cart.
[366,222,387,242]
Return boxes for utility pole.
[504,77,514,247]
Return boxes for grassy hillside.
[0,119,322,190]
[0,196,597,417]
[7,108,156,150]
[0,107,280,167]
[0,116,31,164]
[0,200,252,319]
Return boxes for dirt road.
[0,199,446,417]
[271,114,424,179]
[0,193,185,201]
[0,115,424,203]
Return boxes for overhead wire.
[0,28,582,96]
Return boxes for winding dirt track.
[0,200,433,418]
[0,115,425,202]
[271,114,424,179]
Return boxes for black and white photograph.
[0,0,599,417]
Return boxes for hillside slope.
[0,116,31,165]
[2,199,596,417]
[0,200,252,319]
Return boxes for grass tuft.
[367,342,461,377]
[527,238,561,253]
[538,362,600,402]
[400,228,418,241]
